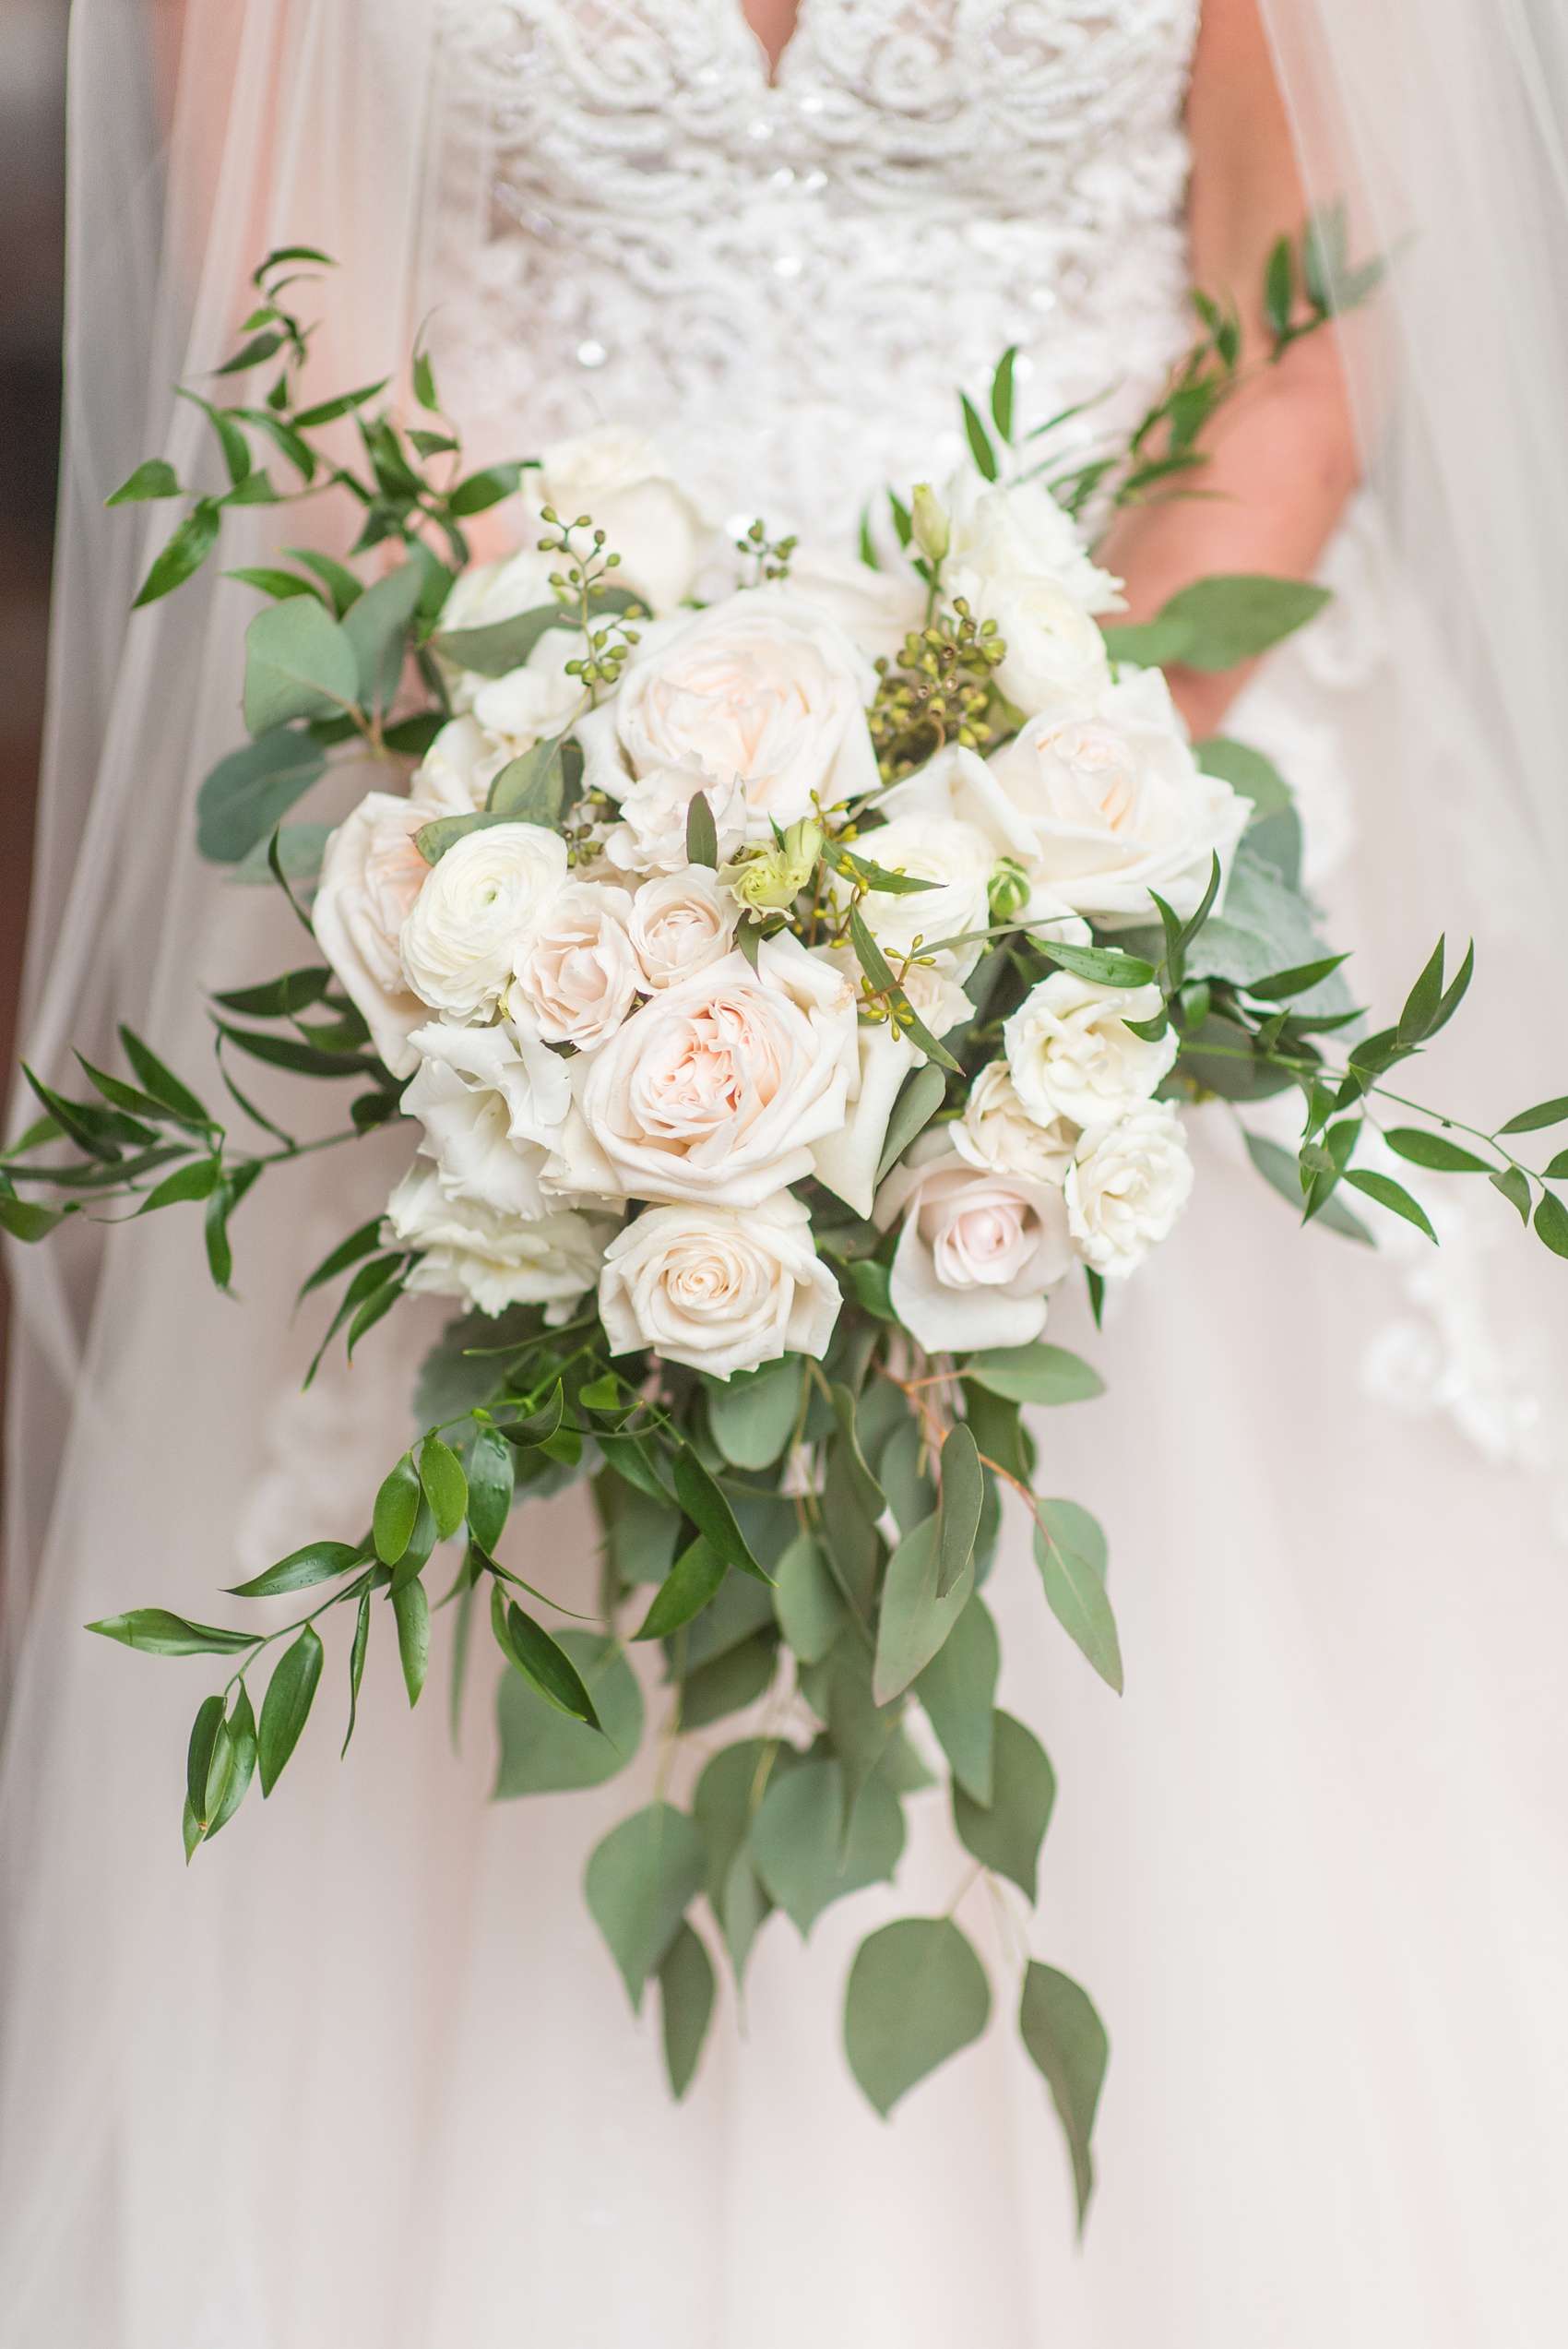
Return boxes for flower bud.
[722,818,825,912]
[987,856,1030,924]
[910,483,950,566]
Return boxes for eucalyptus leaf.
[873,1515,974,1706]
[676,1627,778,1729]
[772,1530,848,1665]
[915,1592,1000,1806]
[961,1343,1105,1407]
[844,1917,992,2117]
[875,1061,948,1186]
[952,1711,1056,1902]
[879,1417,934,1542]
[658,1921,716,2099]
[242,596,358,734]
[935,1423,984,1600]
[705,1357,802,1470]
[196,728,327,864]
[1152,574,1330,670]
[585,1802,706,2010]
[750,1759,904,1934]
[341,561,423,715]
[1018,1961,1110,2229]
[1033,1502,1123,1693]
[494,1631,642,1795]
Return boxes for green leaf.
[497,1590,602,1729]
[952,1710,1055,1902]
[465,1425,515,1553]
[494,1630,643,1795]
[684,792,719,869]
[671,1448,768,1584]
[751,1759,905,1937]
[212,964,332,1019]
[447,460,524,516]
[1100,614,1196,668]
[432,604,563,678]
[935,1423,984,1600]
[839,1256,897,1320]
[213,328,285,376]
[242,597,358,734]
[228,821,332,885]
[132,497,221,606]
[228,1539,362,1599]
[206,1686,256,1837]
[186,1693,232,1830]
[418,1433,469,1542]
[392,1577,431,1705]
[291,377,391,430]
[0,1196,65,1242]
[286,547,363,616]
[225,566,320,604]
[772,1530,848,1665]
[875,1061,948,1186]
[1264,233,1295,340]
[635,1536,727,1640]
[88,1607,255,1658]
[107,459,181,505]
[1194,735,1294,817]
[1499,1094,1568,1137]
[585,1802,706,2009]
[844,1917,992,2117]
[676,1628,778,1729]
[257,1624,324,1795]
[1032,1502,1123,1693]
[1018,1961,1110,2229]
[196,726,327,863]
[877,1417,933,1541]
[990,344,1017,442]
[835,848,939,896]
[959,392,999,483]
[1491,1164,1533,1223]
[374,1453,421,1565]
[1396,935,1447,1046]
[961,1342,1105,1407]
[1535,1190,1568,1258]
[488,731,572,824]
[705,1357,802,1470]
[1040,940,1157,989]
[1384,1127,1491,1174]
[829,1385,886,1520]
[658,1920,716,2098]
[1342,1168,1437,1242]
[1244,951,1350,1003]
[343,1587,372,1756]
[873,1514,974,1706]
[341,561,423,716]
[1244,1130,1372,1243]
[915,1591,1000,1805]
[412,349,440,411]
[1151,575,1331,671]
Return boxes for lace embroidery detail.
[424,0,1200,538]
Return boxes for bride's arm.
[1098,0,1360,736]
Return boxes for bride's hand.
[1097,0,1360,740]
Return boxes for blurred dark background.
[0,0,71,1389]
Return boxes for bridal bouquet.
[8,235,1563,2212]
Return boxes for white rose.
[579,588,879,835]
[1004,972,1178,1128]
[785,547,926,663]
[439,546,561,636]
[628,867,737,988]
[386,1161,613,1318]
[600,755,748,876]
[409,716,511,818]
[403,1014,574,1218]
[955,1060,1078,1185]
[873,1139,1073,1353]
[510,880,641,1050]
[532,424,710,615]
[599,1192,840,1379]
[575,928,857,1208]
[875,744,1091,938]
[469,629,582,747]
[985,667,1251,924]
[313,793,432,1079]
[399,822,567,1019]
[838,811,996,976]
[808,951,970,1219]
[944,471,1124,614]
[950,563,1111,713]
[1066,1103,1194,1276]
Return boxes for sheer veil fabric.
[2,3,1568,2343]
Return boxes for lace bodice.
[425,0,1200,543]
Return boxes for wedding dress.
[4,4,1568,2344]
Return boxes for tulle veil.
[3,0,1568,2340]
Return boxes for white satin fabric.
[4,3,1568,2343]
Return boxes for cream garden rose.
[1067,1103,1194,1276]
[874,1139,1073,1353]
[600,756,747,876]
[599,1192,840,1378]
[1004,971,1178,1128]
[511,880,640,1050]
[578,588,879,834]
[785,546,926,663]
[628,867,737,988]
[840,811,997,974]
[402,1014,573,1219]
[399,822,567,1019]
[531,424,709,615]
[313,793,433,1078]
[944,471,1125,613]
[955,1060,1079,1186]
[951,564,1112,713]
[574,930,857,1208]
[386,1162,612,1318]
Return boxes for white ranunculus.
[532,424,710,615]
[955,1060,1079,1185]
[574,929,858,1208]
[511,880,641,1050]
[403,1014,574,1218]
[600,754,748,876]
[785,547,926,663]
[839,812,996,975]
[628,867,737,988]
[400,822,568,1019]
[599,1192,840,1378]
[1004,972,1178,1128]
[313,793,433,1079]
[985,667,1251,924]
[409,716,512,818]
[579,588,880,835]
[944,471,1124,614]
[950,563,1111,714]
[1067,1102,1194,1276]
[386,1161,614,1318]
[873,1138,1073,1353]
